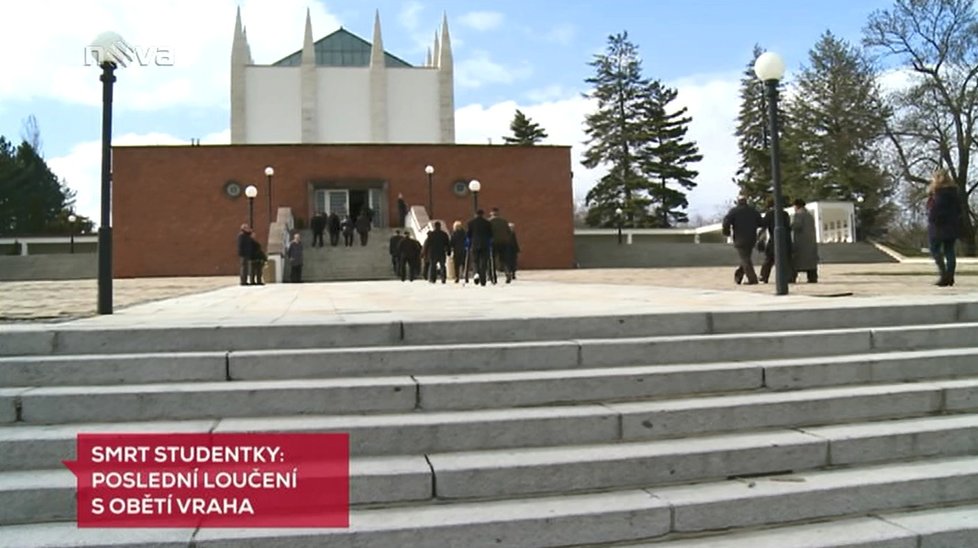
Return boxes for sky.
[0,0,897,225]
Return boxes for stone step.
[0,455,432,526]
[4,304,977,356]
[7,416,978,526]
[7,331,978,390]
[8,415,976,528]
[0,489,670,547]
[5,382,975,473]
[627,503,978,547]
[11,377,417,424]
[426,415,978,501]
[8,348,978,426]
[3,458,975,547]
[225,326,978,381]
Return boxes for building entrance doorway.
[312,186,386,227]
[349,190,369,224]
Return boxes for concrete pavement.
[0,264,975,326]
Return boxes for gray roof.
[273,28,412,68]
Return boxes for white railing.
[0,236,98,255]
[266,207,294,283]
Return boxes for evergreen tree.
[0,135,88,235]
[733,45,802,206]
[503,109,548,145]
[582,32,700,227]
[788,31,893,238]
[640,80,702,227]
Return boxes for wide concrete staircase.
[299,228,395,282]
[2,303,978,546]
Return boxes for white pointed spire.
[230,6,249,143]
[302,7,314,65]
[370,9,384,67]
[425,47,432,67]
[433,30,440,67]
[233,6,244,43]
[438,12,452,69]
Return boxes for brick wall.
[112,144,574,277]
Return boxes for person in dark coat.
[310,211,326,248]
[722,196,763,285]
[341,214,354,247]
[237,224,253,285]
[286,232,304,283]
[424,221,451,283]
[327,212,341,246]
[389,230,404,275]
[355,212,371,246]
[509,222,521,280]
[450,220,467,283]
[489,207,514,283]
[467,209,493,286]
[927,168,963,286]
[790,198,819,283]
[758,197,792,284]
[397,194,409,228]
[249,235,266,286]
[397,232,422,281]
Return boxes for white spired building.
[230,8,455,144]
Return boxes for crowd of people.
[388,207,521,285]
[238,203,521,286]
[722,168,964,288]
[721,196,822,286]
[309,208,374,249]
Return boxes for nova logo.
[84,39,174,67]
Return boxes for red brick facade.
[112,144,574,277]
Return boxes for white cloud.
[543,23,576,46]
[48,129,230,225]
[458,11,504,32]
[456,72,744,223]
[0,0,340,112]
[399,1,424,31]
[525,84,576,103]
[456,51,532,88]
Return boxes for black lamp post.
[469,179,481,214]
[91,31,125,315]
[245,185,258,229]
[425,165,435,219]
[755,51,789,296]
[264,166,274,224]
[615,207,623,245]
[68,214,76,254]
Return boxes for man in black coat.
[327,212,341,246]
[489,207,514,283]
[310,211,327,248]
[397,194,409,228]
[355,212,371,246]
[758,197,792,284]
[397,233,422,281]
[388,230,404,275]
[424,221,452,283]
[466,209,493,286]
[722,196,763,285]
[237,224,253,286]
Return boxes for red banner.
[63,433,349,528]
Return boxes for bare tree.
[20,115,42,155]
[864,0,978,254]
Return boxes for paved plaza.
[1,263,975,325]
